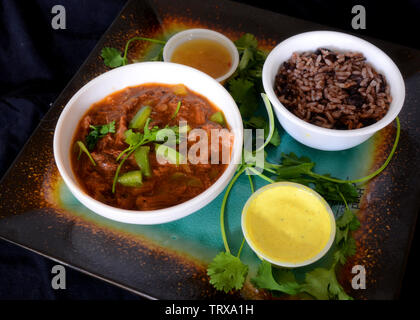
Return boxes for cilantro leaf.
[113,119,180,192]
[245,116,281,147]
[100,121,115,135]
[334,208,360,265]
[238,47,254,70]
[269,128,281,147]
[245,116,266,128]
[336,209,358,229]
[252,260,301,295]
[302,267,353,300]
[85,120,116,151]
[349,215,361,231]
[252,261,353,300]
[148,45,164,61]
[276,162,315,179]
[234,33,258,49]
[281,152,312,166]
[101,47,126,68]
[85,128,99,151]
[124,129,143,147]
[334,237,357,265]
[226,34,266,119]
[228,78,254,104]
[274,152,359,205]
[227,78,259,118]
[207,252,248,293]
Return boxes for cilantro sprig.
[228,34,267,119]
[112,118,163,193]
[207,252,248,293]
[85,121,116,151]
[112,118,182,193]
[76,121,115,166]
[207,91,400,299]
[101,36,166,68]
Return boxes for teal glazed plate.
[1,0,420,299]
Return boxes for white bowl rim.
[162,28,239,83]
[241,181,336,268]
[262,30,405,137]
[53,61,243,225]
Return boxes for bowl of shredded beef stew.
[262,31,405,151]
[54,62,243,225]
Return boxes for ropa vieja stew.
[71,83,233,210]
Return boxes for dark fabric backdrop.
[0,0,418,299]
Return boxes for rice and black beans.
[274,48,392,129]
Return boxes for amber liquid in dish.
[170,39,232,79]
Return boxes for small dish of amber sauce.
[163,29,239,83]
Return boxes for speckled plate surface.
[1,0,420,300]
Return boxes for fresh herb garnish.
[207,252,249,293]
[112,118,180,193]
[251,260,302,295]
[271,152,360,204]
[228,34,280,148]
[207,92,400,299]
[85,121,116,151]
[101,47,126,68]
[76,140,96,166]
[101,36,166,68]
[228,34,267,119]
[171,100,182,120]
[206,165,249,293]
[112,121,162,193]
[244,116,280,147]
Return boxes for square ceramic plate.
[1,0,420,299]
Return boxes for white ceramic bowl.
[163,28,239,83]
[241,182,336,268]
[54,62,243,225]
[262,31,405,151]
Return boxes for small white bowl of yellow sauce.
[241,182,336,268]
[163,28,239,83]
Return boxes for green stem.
[237,238,246,259]
[112,148,137,193]
[262,166,277,174]
[337,189,349,211]
[171,100,182,119]
[116,146,134,162]
[220,166,246,253]
[247,171,255,193]
[311,117,401,185]
[123,36,166,65]
[247,167,276,183]
[255,93,275,153]
[76,141,96,166]
[236,170,255,259]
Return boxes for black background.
[0,0,418,299]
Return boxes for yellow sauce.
[170,39,232,79]
[243,184,332,264]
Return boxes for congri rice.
[274,48,392,130]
